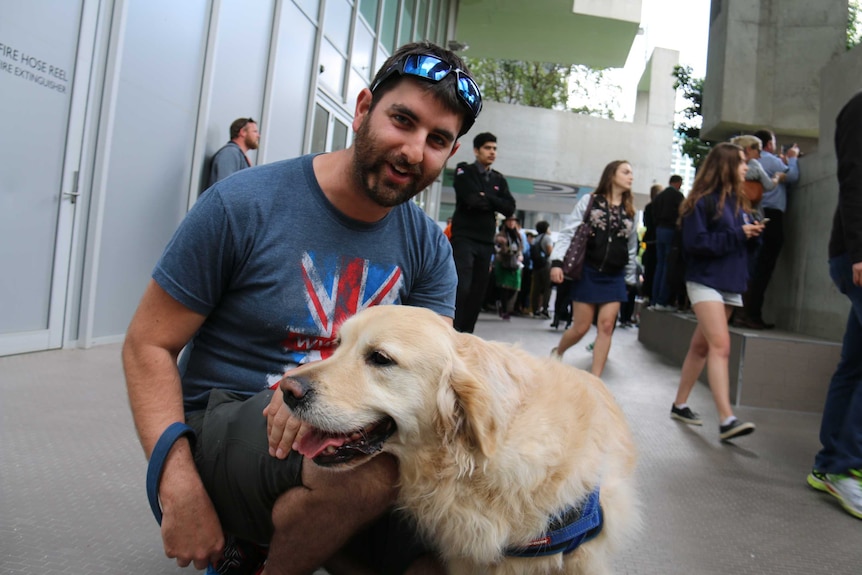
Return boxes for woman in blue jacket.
[669,143,765,442]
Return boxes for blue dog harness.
[505,488,603,557]
[146,422,197,525]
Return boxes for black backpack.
[530,234,548,268]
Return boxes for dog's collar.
[505,487,603,558]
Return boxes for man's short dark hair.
[536,220,550,234]
[754,129,774,149]
[669,174,683,185]
[473,132,497,150]
[230,118,255,140]
[369,41,475,138]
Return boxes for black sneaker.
[719,419,756,442]
[670,404,702,426]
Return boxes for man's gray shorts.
[187,389,302,545]
[186,389,432,573]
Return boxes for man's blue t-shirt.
[153,154,456,411]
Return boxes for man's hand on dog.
[264,386,311,459]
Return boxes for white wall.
[449,101,673,211]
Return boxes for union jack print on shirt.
[279,251,403,368]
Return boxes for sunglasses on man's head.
[371,53,483,123]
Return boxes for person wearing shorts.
[123,41,482,574]
[668,143,765,442]
[549,160,639,377]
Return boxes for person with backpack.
[530,221,554,319]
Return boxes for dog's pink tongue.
[295,429,348,459]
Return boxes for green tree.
[464,59,620,118]
[672,64,713,170]
[849,0,862,50]
[464,58,570,109]
[568,65,620,120]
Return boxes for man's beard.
[351,117,436,208]
[245,134,259,150]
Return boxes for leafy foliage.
[464,59,620,118]
[672,64,713,170]
[849,0,862,50]
[568,65,620,119]
[464,58,570,109]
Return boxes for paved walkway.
[1,311,859,574]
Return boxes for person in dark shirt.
[806,91,862,519]
[650,174,685,310]
[641,183,663,303]
[450,132,516,333]
[669,143,764,442]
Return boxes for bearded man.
[123,41,482,575]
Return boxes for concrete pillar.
[701,0,846,142]
[634,47,679,128]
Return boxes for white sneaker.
[824,469,862,520]
[653,304,677,312]
[550,347,563,361]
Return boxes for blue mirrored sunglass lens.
[403,55,450,81]
[457,76,482,112]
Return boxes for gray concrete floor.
[1,311,859,574]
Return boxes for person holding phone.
[737,129,800,329]
[669,143,764,442]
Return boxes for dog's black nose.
[281,376,311,410]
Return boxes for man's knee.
[272,454,399,532]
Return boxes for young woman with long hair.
[549,160,638,377]
[669,142,765,441]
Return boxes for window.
[358,0,378,28]
[310,104,329,154]
[380,0,398,52]
[310,102,353,153]
[428,0,438,42]
[318,38,346,97]
[323,0,352,53]
[415,0,427,40]
[398,0,414,46]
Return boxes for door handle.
[64,171,81,204]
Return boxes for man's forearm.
[123,338,188,458]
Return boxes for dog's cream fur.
[282,305,639,574]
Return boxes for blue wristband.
[146,422,197,525]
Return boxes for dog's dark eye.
[367,351,394,367]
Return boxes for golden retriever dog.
[281,305,639,574]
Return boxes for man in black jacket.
[451,132,516,332]
[650,174,684,310]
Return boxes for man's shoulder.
[454,161,476,177]
[213,156,311,199]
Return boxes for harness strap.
[505,488,603,558]
[146,422,197,525]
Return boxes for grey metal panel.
[92,0,209,339]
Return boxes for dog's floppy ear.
[436,336,501,469]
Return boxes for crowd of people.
[123,39,860,575]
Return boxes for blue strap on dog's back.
[505,487,603,557]
[146,422,197,525]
